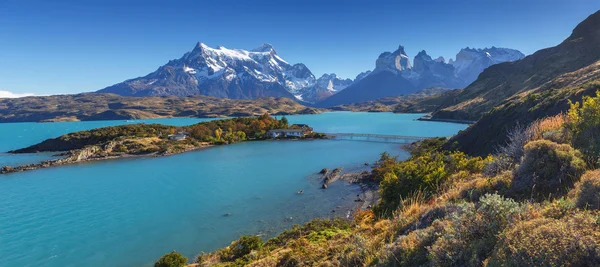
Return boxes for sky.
[1,0,599,96]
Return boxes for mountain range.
[98,43,523,106]
[316,46,524,107]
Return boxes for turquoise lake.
[0,112,467,266]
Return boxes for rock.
[319,168,329,174]
[322,184,328,189]
[323,168,342,186]
[1,166,12,174]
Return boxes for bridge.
[324,133,430,143]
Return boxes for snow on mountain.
[98,42,316,100]
[452,47,525,85]
[374,45,411,73]
[315,74,353,92]
[316,45,525,107]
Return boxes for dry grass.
[530,113,568,141]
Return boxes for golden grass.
[530,113,568,140]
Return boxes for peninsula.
[1,114,323,174]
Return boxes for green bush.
[569,170,600,210]
[428,194,523,266]
[374,151,489,216]
[154,251,187,267]
[220,235,263,261]
[488,212,600,266]
[566,91,600,167]
[512,140,586,200]
[454,171,513,202]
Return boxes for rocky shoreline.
[1,143,212,175]
[318,166,380,212]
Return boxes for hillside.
[331,87,458,113]
[446,60,600,156]
[0,93,319,123]
[432,10,600,122]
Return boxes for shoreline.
[0,136,330,175]
[0,144,214,175]
[417,115,476,124]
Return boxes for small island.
[1,114,326,174]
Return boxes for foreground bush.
[488,212,600,266]
[219,235,264,262]
[569,170,600,210]
[512,140,585,200]
[566,91,600,167]
[374,150,489,216]
[427,194,523,266]
[154,251,187,267]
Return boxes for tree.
[154,251,187,267]
[215,127,223,141]
[280,116,289,128]
[566,91,600,167]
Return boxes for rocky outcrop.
[322,168,343,188]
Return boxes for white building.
[268,129,306,138]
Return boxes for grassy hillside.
[0,93,320,123]
[431,10,600,122]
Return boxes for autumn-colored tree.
[215,127,223,140]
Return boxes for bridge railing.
[323,133,431,143]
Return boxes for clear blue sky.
[1,0,599,95]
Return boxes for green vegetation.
[154,251,187,267]
[4,114,323,174]
[567,91,600,167]
[166,92,600,267]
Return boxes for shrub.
[566,91,600,167]
[386,224,440,266]
[428,194,523,266]
[219,235,264,261]
[449,171,513,202]
[569,170,600,210]
[512,140,586,200]
[154,251,187,267]
[374,151,489,216]
[488,212,600,266]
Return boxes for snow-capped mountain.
[315,74,353,92]
[316,45,525,107]
[98,42,317,100]
[299,73,353,103]
[452,47,525,85]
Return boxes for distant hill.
[0,93,319,123]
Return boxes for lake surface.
[0,112,467,266]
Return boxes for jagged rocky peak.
[451,46,525,86]
[98,42,319,100]
[412,50,434,73]
[435,56,445,63]
[355,70,372,81]
[251,43,276,53]
[287,63,314,79]
[375,45,412,72]
[316,73,353,92]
